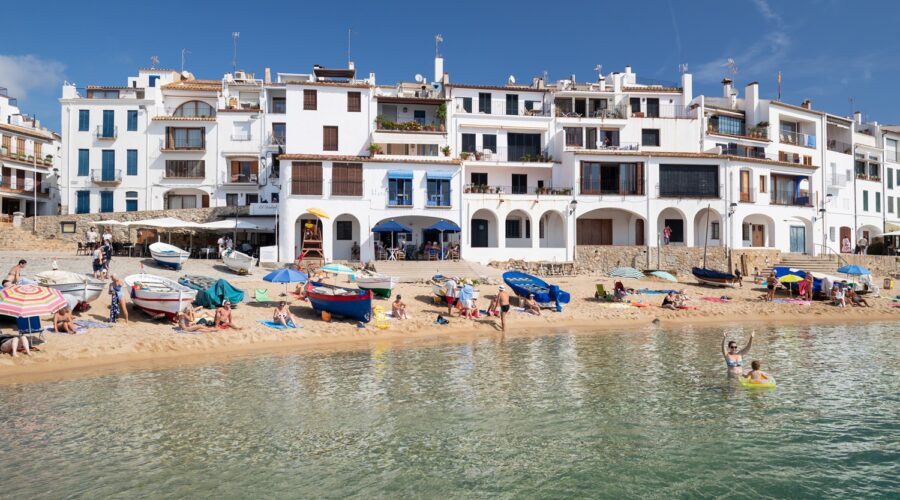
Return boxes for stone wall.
[839,254,900,278]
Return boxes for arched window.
[173,101,215,118]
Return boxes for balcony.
[330,180,363,197]
[826,139,852,155]
[556,104,627,119]
[227,173,258,184]
[425,195,452,208]
[95,125,117,140]
[456,100,550,117]
[633,104,696,119]
[164,165,206,179]
[0,148,54,167]
[460,147,552,164]
[90,169,122,185]
[268,133,286,146]
[721,146,769,160]
[386,192,413,208]
[0,179,49,198]
[856,173,881,183]
[230,133,252,141]
[778,130,816,148]
[707,123,768,140]
[567,141,640,152]
[375,118,445,133]
[770,196,811,207]
[464,184,572,196]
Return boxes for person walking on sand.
[497,285,510,332]
[86,226,98,251]
[722,331,753,374]
[5,259,27,285]
[663,225,672,245]
[444,277,459,316]
[108,274,128,324]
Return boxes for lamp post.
[727,202,737,272]
[568,198,578,262]
[32,148,38,233]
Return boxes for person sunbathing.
[661,292,678,310]
[523,294,542,315]
[847,289,870,307]
[0,334,30,357]
[832,286,846,308]
[53,307,77,335]
[743,360,770,384]
[273,301,297,327]
[214,300,242,330]
[293,284,308,300]
[174,310,215,332]
[392,295,408,320]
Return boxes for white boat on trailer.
[149,242,190,270]
[123,273,197,318]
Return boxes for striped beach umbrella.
[0,284,68,318]
[607,267,645,280]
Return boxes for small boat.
[306,281,372,323]
[149,242,190,270]
[431,275,480,301]
[222,249,256,275]
[691,267,739,287]
[502,271,571,305]
[355,272,398,299]
[123,273,197,318]
[178,275,245,308]
[34,270,105,306]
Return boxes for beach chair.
[594,284,607,299]
[254,288,272,303]
[17,316,42,334]
[373,306,389,330]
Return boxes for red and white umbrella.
[0,284,68,317]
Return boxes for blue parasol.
[836,264,870,276]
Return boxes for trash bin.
[884,278,894,290]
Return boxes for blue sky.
[2,0,898,132]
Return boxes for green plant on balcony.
[27,155,34,163]
[441,145,451,157]
[0,146,7,157]
[535,186,547,195]
[756,121,769,127]
[474,151,482,161]
[459,152,471,160]
[368,143,382,155]
[17,151,26,160]
[44,154,53,165]
[435,103,447,130]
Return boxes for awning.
[387,170,413,179]
[126,217,204,229]
[199,218,276,231]
[426,171,453,180]
[372,220,413,233]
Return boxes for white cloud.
[752,0,781,23]
[0,54,66,100]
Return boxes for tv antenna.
[594,64,603,79]
[181,48,191,73]
[435,34,443,58]
[150,55,159,68]
[723,58,738,77]
[232,32,240,73]
[679,63,689,74]
[347,28,352,65]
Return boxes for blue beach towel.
[258,320,300,330]
[75,319,113,329]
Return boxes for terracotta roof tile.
[279,153,460,165]
[161,80,222,92]
[0,123,56,141]
[571,149,818,169]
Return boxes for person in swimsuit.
[54,307,77,334]
[272,301,296,327]
[214,300,242,330]
[174,310,215,333]
[765,272,777,301]
[661,292,678,310]
[722,332,753,373]
[497,286,510,332]
[743,360,769,384]
[0,335,30,357]
[523,294,541,316]
[392,295,408,320]
[5,259,26,285]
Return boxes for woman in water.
[722,331,753,373]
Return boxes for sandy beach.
[1,251,898,383]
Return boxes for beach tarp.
[184,278,246,309]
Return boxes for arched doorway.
[576,208,646,245]
[539,210,566,248]
[163,188,209,209]
[693,208,723,247]
[471,209,498,248]
[657,207,687,245]
[294,213,323,260]
[504,210,532,248]
[333,214,360,261]
[839,226,852,252]
[741,213,775,248]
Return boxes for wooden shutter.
[201,194,210,208]
[16,137,25,155]
[230,160,239,178]
[323,126,338,151]
[347,92,361,112]
[778,151,786,162]
[304,90,317,110]
[35,142,42,159]
[332,162,362,196]
[636,162,644,195]
[292,161,322,195]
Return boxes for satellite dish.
[415,74,424,83]
[508,75,516,85]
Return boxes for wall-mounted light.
[568,198,578,215]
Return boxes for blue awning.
[426,171,453,180]
[387,170,413,180]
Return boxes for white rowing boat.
[222,249,256,274]
[34,270,106,305]
[355,273,397,298]
[123,273,197,318]
[149,242,190,269]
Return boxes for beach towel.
[74,319,113,329]
[258,320,300,330]
[597,303,630,309]
[637,288,677,295]
[774,298,811,305]
[676,305,699,310]
[45,325,87,335]
[701,297,730,303]
[630,302,651,308]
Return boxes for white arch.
[576,207,646,246]
[332,213,360,261]
[657,207,688,245]
[693,207,723,247]
[163,187,209,209]
[504,209,533,248]
[740,213,776,248]
[539,210,566,248]
[471,208,499,248]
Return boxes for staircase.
[373,259,503,283]
[0,224,77,253]
[767,253,840,274]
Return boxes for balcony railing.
[387,193,413,207]
[856,173,881,183]
[770,196,812,207]
[707,124,768,140]
[567,141,640,152]
[375,120,445,132]
[464,184,572,196]
[90,169,122,184]
[556,104,628,119]
[95,125,117,140]
[721,147,769,159]
[228,173,258,184]
[778,130,816,148]
[268,133,286,146]
[0,148,54,166]
[459,147,552,163]
[0,179,49,197]
[330,180,363,197]
[230,133,252,141]
[425,195,452,208]
[827,139,852,155]
[634,104,695,119]
[456,100,550,117]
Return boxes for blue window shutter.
[78,110,89,131]
[126,199,138,212]
[102,110,114,137]
[127,149,138,175]
[100,192,114,213]
[149,75,159,88]
[78,149,89,176]
[102,150,115,181]
[76,191,90,214]
[127,110,138,131]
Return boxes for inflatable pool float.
[740,375,776,389]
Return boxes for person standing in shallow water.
[497,286,510,332]
[722,332,753,374]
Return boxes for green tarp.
[179,276,245,309]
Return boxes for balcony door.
[471,219,489,248]
[101,150,115,181]
[102,110,114,137]
[740,170,751,202]
[382,105,398,123]
[790,226,806,253]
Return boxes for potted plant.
[441,145,451,157]
[474,151,482,161]
[368,143,382,155]
[17,151,26,160]
[435,103,447,131]
[460,152,471,160]
[27,155,34,163]
[44,154,53,166]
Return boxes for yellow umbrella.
[307,207,330,219]
[778,274,803,297]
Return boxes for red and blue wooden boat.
[502,271,571,305]
[306,281,372,323]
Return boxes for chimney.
[722,78,733,98]
[434,56,444,83]
[854,111,862,124]
[801,99,811,109]
[681,73,692,102]
[264,67,271,84]
[624,65,632,74]
[348,61,355,71]
[745,82,759,127]
[598,76,606,92]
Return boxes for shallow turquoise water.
[1,322,898,498]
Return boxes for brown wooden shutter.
[347,92,361,112]
[201,194,210,207]
[35,143,42,159]
[323,126,338,151]
[251,160,259,175]
[778,151,786,162]
[636,162,644,195]
[304,90,317,110]
[16,137,25,154]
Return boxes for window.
[462,97,472,113]
[225,193,239,206]
[470,172,488,186]
[76,191,90,214]
[759,175,767,193]
[148,75,159,88]
[876,192,881,213]
[461,134,476,153]
[565,127,584,147]
[272,123,286,145]
[230,160,258,183]
[505,218,522,238]
[482,134,497,153]
[505,94,518,115]
[332,162,363,196]
[710,222,720,240]
[16,137,24,155]
[507,133,541,161]
[641,129,660,146]
[60,222,76,234]
[630,97,641,115]
[511,174,528,194]
[168,195,198,209]
[101,110,115,138]
[478,92,491,114]
[78,149,89,176]
[166,127,205,149]
[165,160,205,178]
[323,126,338,151]
[100,191,114,213]
[127,110,138,131]
[291,162,323,195]
[427,178,451,207]
[78,110,90,131]
[889,196,894,214]
[413,110,426,125]
[272,97,286,113]
[125,191,138,212]
[580,162,644,195]
[646,98,660,118]
[711,115,745,136]
[173,101,215,118]
[388,177,413,206]
[303,89,317,110]
[659,164,719,197]
[347,92,361,112]
[829,226,836,242]
[90,90,119,99]
[101,150,115,181]
[416,144,438,156]
[126,149,138,176]
[336,221,353,240]
[245,194,259,206]
[232,121,251,141]
[888,168,894,189]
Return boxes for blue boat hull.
[306,282,372,323]
[502,271,570,304]
[772,267,825,294]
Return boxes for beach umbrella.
[0,284,68,317]
[426,220,461,259]
[778,274,803,297]
[648,270,677,282]
[837,264,870,276]
[607,267,645,280]
[263,268,309,296]
[321,263,355,275]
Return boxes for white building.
[0,86,61,219]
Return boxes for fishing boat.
[502,271,571,305]
[305,281,372,323]
[771,267,843,296]
[431,275,480,301]
[355,272,397,299]
[222,249,256,275]
[178,275,245,308]
[34,270,105,306]
[123,273,197,318]
[149,242,190,270]
[691,203,738,287]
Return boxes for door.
[752,224,765,247]
[664,219,684,243]
[790,226,806,253]
[471,219,489,248]
[382,105,398,123]
[635,219,645,246]
[511,174,528,194]
[102,110,114,137]
[576,219,612,245]
[839,226,851,252]
[102,150,115,181]
[740,170,751,202]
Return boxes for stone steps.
[766,253,839,274]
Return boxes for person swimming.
[722,331,753,373]
[743,360,769,384]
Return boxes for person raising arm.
[722,331,753,373]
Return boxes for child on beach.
[392,295,408,320]
[743,360,770,384]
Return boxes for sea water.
[1,322,898,498]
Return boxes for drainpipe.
[819,120,827,256]
[852,144,858,246]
